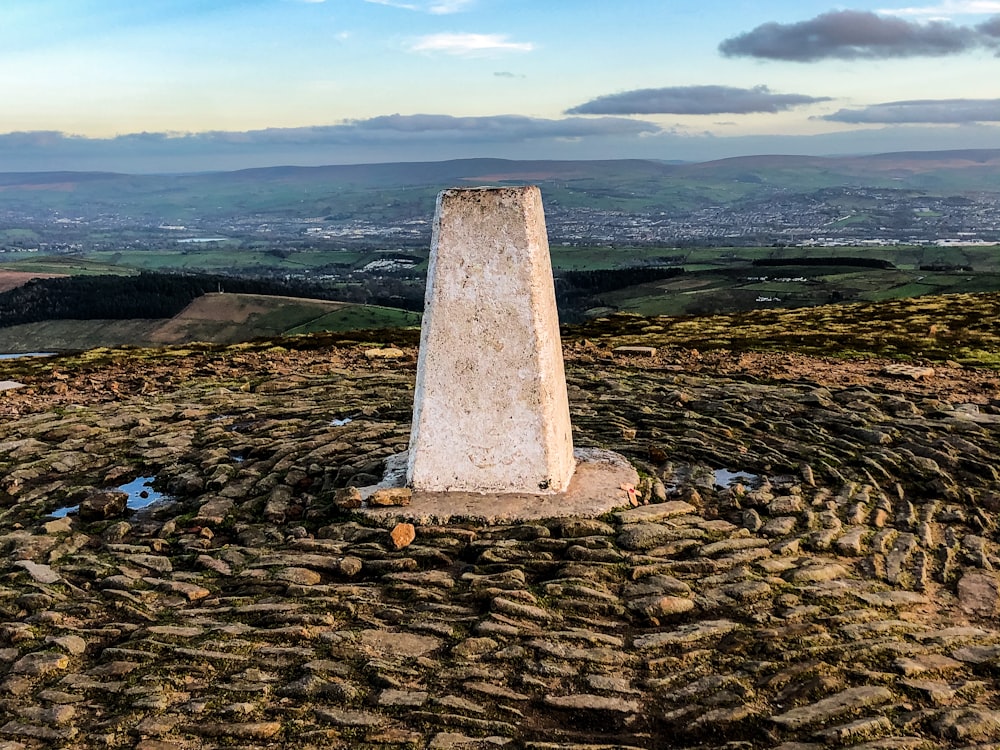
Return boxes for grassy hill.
[575,290,1000,367]
[149,293,351,346]
[0,292,420,353]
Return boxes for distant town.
[2,185,999,258]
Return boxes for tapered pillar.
[406,186,575,494]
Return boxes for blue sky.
[1,0,999,171]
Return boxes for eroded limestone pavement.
[1,341,1000,749]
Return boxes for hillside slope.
[148,292,349,345]
[0,292,420,353]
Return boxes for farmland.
[1,151,999,350]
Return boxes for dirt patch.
[0,271,66,293]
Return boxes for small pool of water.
[119,476,165,509]
[48,476,168,518]
[331,417,354,427]
[0,352,56,360]
[713,468,761,489]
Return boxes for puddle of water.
[119,476,165,510]
[0,352,56,360]
[48,476,168,517]
[331,417,354,427]
[713,468,761,489]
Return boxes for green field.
[601,264,1000,318]
[89,248,367,273]
[285,305,420,334]
[548,245,681,270]
[0,256,138,276]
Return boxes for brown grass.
[0,271,66,293]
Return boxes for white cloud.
[427,0,475,13]
[365,0,475,13]
[882,1,1000,16]
[409,32,534,55]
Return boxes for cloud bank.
[2,117,999,173]
[719,10,999,60]
[980,14,1000,33]
[0,115,662,172]
[823,98,1000,123]
[408,33,534,55]
[342,114,658,139]
[567,85,831,115]
[886,1,1000,17]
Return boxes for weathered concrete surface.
[407,186,575,494]
[364,447,638,524]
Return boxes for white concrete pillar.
[407,186,576,494]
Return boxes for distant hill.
[0,149,997,222]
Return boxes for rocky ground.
[2,307,1000,749]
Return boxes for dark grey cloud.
[979,15,1000,37]
[566,85,830,115]
[58,115,657,151]
[823,99,1000,124]
[719,10,982,61]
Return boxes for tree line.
[0,272,334,328]
[752,257,895,270]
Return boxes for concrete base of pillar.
[358,448,638,525]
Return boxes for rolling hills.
[1,149,998,222]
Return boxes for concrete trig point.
[366,185,637,523]
[408,186,575,494]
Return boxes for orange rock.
[370,488,412,507]
[389,523,416,550]
[335,487,363,509]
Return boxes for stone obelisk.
[406,186,576,494]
